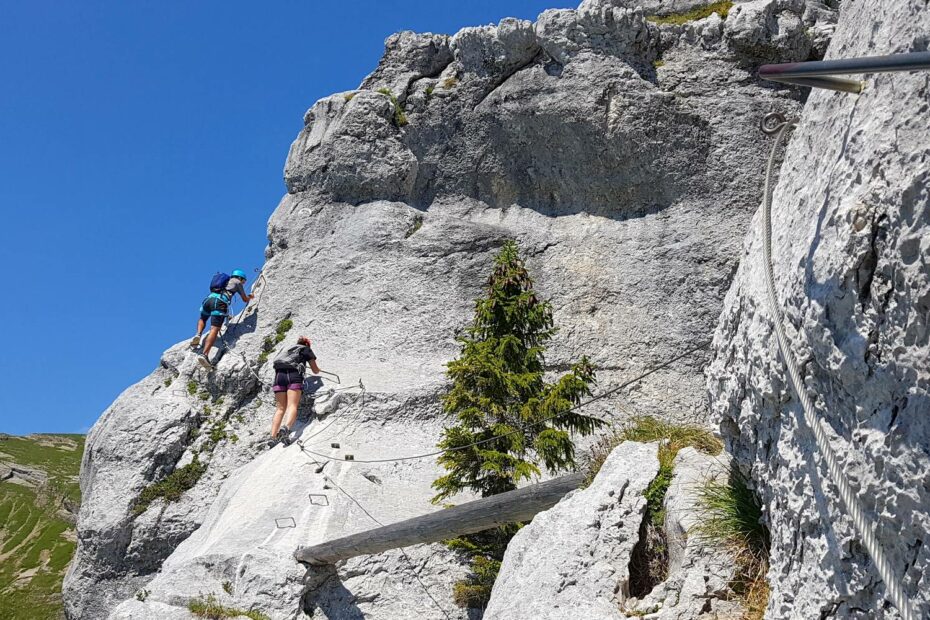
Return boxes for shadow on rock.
[301,565,366,620]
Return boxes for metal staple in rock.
[761,113,917,620]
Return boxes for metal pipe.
[760,51,930,79]
[759,51,930,93]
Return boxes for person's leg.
[201,315,224,357]
[271,391,287,438]
[284,388,302,431]
[191,315,207,347]
[201,326,219,356]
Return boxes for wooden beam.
[294,473,584,565]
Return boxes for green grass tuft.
[208,420,228,445]
[132,458,207,516]
[258,318,294,365]
[188,594,270,620]
[274,318,293,343]
[619,415,721,526]
[694,468,770,619]
[584,416,721,487]
[646,1,733,24]
[619,416,722,456]
[404,214,423,238]
[376,88,408,127]
[187,380,198,396]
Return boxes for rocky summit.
[62,0,929,619]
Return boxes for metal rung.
[759,51,930,93]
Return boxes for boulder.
[484,441,659,620]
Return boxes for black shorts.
[273,369,304,393]
[199,313,226,328]
[200,295,229,327]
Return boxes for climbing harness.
[218,269,267,346]
[757,52,929,620]
[761,114,918,620]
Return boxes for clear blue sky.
[0,1,573,435]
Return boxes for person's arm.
[237,281,253,303]
[301,347,321,374]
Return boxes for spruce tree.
[432,239,601,502]
[432,239,602,608]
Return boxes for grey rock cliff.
[706,0,930,618]
[63,0,849,618]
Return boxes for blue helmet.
[231,269,247,279]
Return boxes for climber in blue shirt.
[192,269,254,370]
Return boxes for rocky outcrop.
[65,1,848,619]
[706,1,930,618]
[633,448,739,619]
[486,443,740,619]
[0,463,48,488]
[484,441,658,619]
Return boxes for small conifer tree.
[432,239,601,502]
[433,240,602,608]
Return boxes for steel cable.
[761,114,916,620]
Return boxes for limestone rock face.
[64,0,848,618]
[706,1,930,618]
[484,441,659,620]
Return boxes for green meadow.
[0,434,84,620]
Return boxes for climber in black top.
[270,336,321,445]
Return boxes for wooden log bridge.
[294,472,584,565]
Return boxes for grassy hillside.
[0,434,85,620]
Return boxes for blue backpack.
[210,272,230,293]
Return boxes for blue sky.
[0,1,574,435]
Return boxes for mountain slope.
[0,434,84,620]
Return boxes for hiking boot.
[197,354,213,371]
[190,334,201,348]
[276,426,291,446]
